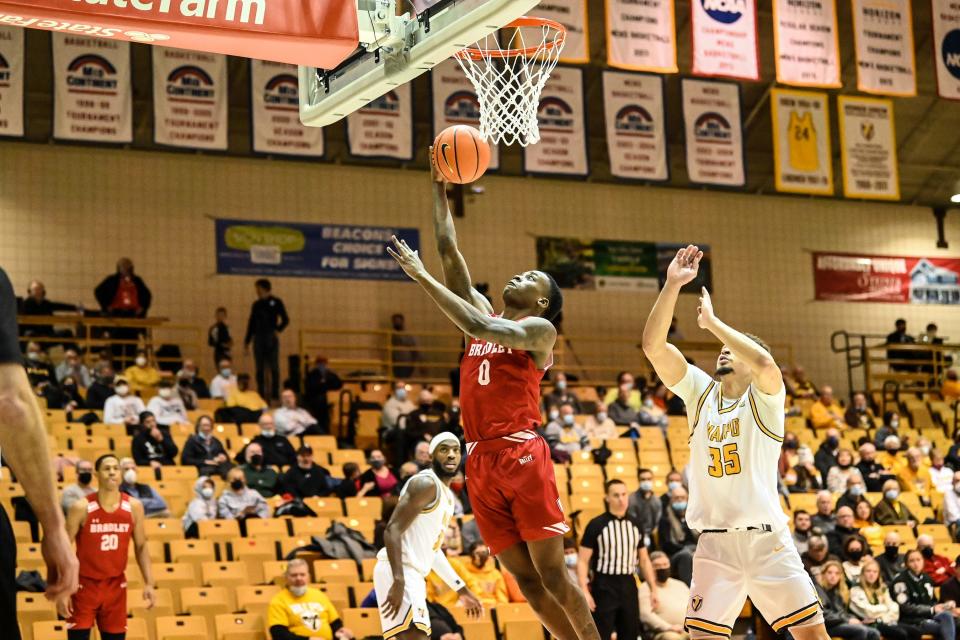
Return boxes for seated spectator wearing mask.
[118,457,170,518]
[858,443,895,493]
[639,551,690,640]
[240,442,279,498]
[928,451,952,494]
[827,506,864,558]
[182,476,218,538]
[802,534,838,580]
[209,357,237,399]
[85,361,115,410]
[146,379,189,428]
[841,536,870,585]
[55,349,91,388]
[543,403,589,455]
[123,349,161,398]
[273,389,320,437]
[180,414,232,479]
[898,448,934,506]
[279,445,333,498]
[917,534,956,587]
[628,468,662,541]
[131,411,179,468]
[544,372,582,414]
[792,510,814,555]
[811,386,847,431]
[302,355,342,434]
[938,556,960,606]
[827,450,860,494]
[334,462,370,499]
[877,436,906,475]
[658,485,697,585]
[357,449,398,498]
[845,393,877,430]
[815,560,881,640]
[816,428,842,484]
[891,549,956,640]
[218,467,270,535]
[836,473,869,513]
[236,413,296,468]
[874,479,917,527]
[660,471,684,511]
[877,532,906,585]
[785,444,823,493]
[778,432,801,479]
[267,559,355,640]
[175,358,210,398]
[224,373,268,421]
[103,375,145,428]
[381,380,415,431]
[603,371,642,409]
[812,490,837,533]
[583,403,617,440]
[61,459,96,514]
[875,412,903,450]
[460,542,508,608]
[849,558,910,640]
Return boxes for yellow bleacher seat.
[608,448,639,464]
[263,560,291,585]
[570,477,604,494]
[569,493,604,512]
[314,558,360,585]
[319,582,351,611]
[71,435,112,460]
[17,544,44,572]
[231,537,277,584]
[460,620,498,640]
[50,423,86,444]
[161,465,199,482]
[495,602,540,633]
[236,584,280,613]
[345,496,382,519]
[155,615,208,639]
[199,519,242,543]
[245,517,291,538]
[0,482,25,499]
[569,465,604,480]
[203,561,250,593]
[214,422,241,440]
[125,617,150,640]
[290,517,333,537]
[215,612,265,640]
[361,557,378,581]
[17,592,56,640]
[32,621,70,640]
[339,516,375,540]
[128,587,174,640]
[127,538,166,563]
[882,525,916,546]
[181,586,232,634]
[600,438,635,452]
[918,524,952,544]
[306,496,344,518]
[152,563,196,612]
[504,620,543,640]
[12,519,32,543]
[279,536,316,559]
[342,608,384,638]
[570,450,593,464]
[144,518,183,542]
[330,449,367,467]
[170,539,218,578]
[608,463,639,480]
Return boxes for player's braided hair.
[541,272,563,324]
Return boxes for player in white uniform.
[376,432,483,639]
[641,245,828,640]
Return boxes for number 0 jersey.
[668,365,788,532]
[77,493,134,580]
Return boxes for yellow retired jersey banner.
[838,96,899,200]
[770,89,833,195]
[531,0,590,63]
[605,0,677,73]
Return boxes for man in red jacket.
[918,534,956,586]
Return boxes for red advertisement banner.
[813,252,960,304]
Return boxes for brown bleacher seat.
[568,465,604,481]
[461,620,498,640]
[918,524,952,544]
[17,543,44,572]
[215,612,264,640]
[17,592,56,640]
[181,586,232,634]
[161,465,199,482]
[155,615,208,639]
[330,449,367,467]
[361,556,378,581]
[569,477,604,494]
[262,560,290,585]
[128,587,174,640]
[12,519,32,543]
[340,516,376,540]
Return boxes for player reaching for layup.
[62,453,156,640]
[385,161,600,640]
[376,432,483,639]
[641,245,829,640]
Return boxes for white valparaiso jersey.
[376,469,455,576]
[668,365,788,531]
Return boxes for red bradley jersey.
[459,333,551,441]
[77,493,133,580]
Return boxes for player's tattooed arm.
[642,245,701,387]
[380,475,437,620]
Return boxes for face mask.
[672,501,687,512]
[667,481,682,492]
[370,459,385,469]
[201,487,214,499]
[135,356,147,367]
[885,447,898,455]
[826,436,839,448]
[839,461,851,469]
[621,383,634,393]
[784,441,798,450]
[199,430,212,441]
[921,446,931,456]
[100,375,114,385]
[395,388,407,400]
[123,470,137,485]
[250,454,263,466]
[115,384,129,396]
[890,420,899,429]
[643,398,654,408]
[564,553,578,568]
[849,485,865,497]
[596,412,607,423]
[183,370,195,379]
[450,481,464,493]
[260,430,275,438]
[639,480,653,493]
[562,414,575,427]
[847,550,864,562]
[884,546,900,559]
[230,479,245,491]
[885,489,900,501]
[26,351,41,361]
[159,388,173,399]
[921,547,934,559]
[557,380,567,391]
[220,368,232,378]
[473,552,489,567]
[289,585,308,598]
[549,410,560,421]
[655,568,670,583]
[77,471,92,485]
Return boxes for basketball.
[432,125,491,184]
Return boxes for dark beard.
[715,366,734,377]
[432,458,459,479]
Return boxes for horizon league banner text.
[852,0,916,96]
[537,237,713,292]
[53,34,131,142]
[0,26,23,136]
[813,252,960,305]
[605,0,677,72]
[215,219,421,281]
[773,0,840,87]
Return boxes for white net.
[455,19,566,147]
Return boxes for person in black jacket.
[244,279,289,401]
[892,549,956,640]
[816,560,879,640]
[877,531,906,586]
[303,355,342,434]
[658,486,697,584]
[84,361,115,411]
[94,258,152,364]
[207,307,232,370]
[21,280,78,342]
[827,507,865,558]
[180,415,232,478]
[235,414,296,468]
[131,412,178,468]
[815,428,841,484]
[939,556,960,608]
[278,446,332,498]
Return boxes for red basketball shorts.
[67,575,128,634]
[465,432,569,556]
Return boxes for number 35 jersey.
[668,365,788,532]
[459,324,552,442]
[77,492,134,580]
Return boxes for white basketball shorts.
[684,527,822,637]
[373,560,431,639]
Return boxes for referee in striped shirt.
[578,479,658,640]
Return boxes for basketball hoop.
[455,17,566,147]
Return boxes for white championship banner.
[524,66,587,176]
[251,60,324,157]
[838,96,899,200]
[605,0,677,72]
[773,0,841,87]
[691,0,759,80]
[531,0,590,64]
[153,48,228,150]
[603,71,668,181]
[770,88,833,195]
[681,78,744,186]
[52,34,131,142]
[0,26,23,137]
[932,0,960,100]
[346,82,414,160]
[431,59,499,170]
[852,0,916,96]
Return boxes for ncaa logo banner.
[681,78,744,187]
[153,47,227,149]
[52,34,131,143]
[770,89,833,196]
[346,82,413,160]
[851,0,916,96]
[772,0,841,87]
[0,26,23,137]
[605,0,677,73]
[691,0,759,80]
[602,71,668,181]
[838,96,899,200]
[932,0,960,100]
[430,59,499,170]
[250,59,323,157]
[531,0,589,64]
[524,66,587,176]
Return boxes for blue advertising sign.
[215,218,420,281]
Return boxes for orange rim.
[455,16,566,60]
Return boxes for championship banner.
[851,0,916,96]
[531,0,589,64]
[431,59,499,170]
[153,47,227,150]
[216,218,421,281]
[605,0,677,72]
[681,78,744,187]
[346,82,413,160]
[813,252,960,305]
[838,96,899,200]
[52,34,131,142]
[524,66,588,176]
[932,0,960,100]
[772,0,841,87]
[0,26,23,137]
[250,59,323,157]
[602,71,668,182]
[691,0,759,80]
[770,89,833,195]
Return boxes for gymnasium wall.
[0,141,956,396]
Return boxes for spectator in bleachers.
[637,393,669,431]
[658,485,697,584]
[828,450,860,494]
[886,319,916,373]
[390,313,418,379]
[874,480,917,527]
[381,380,416,432]
[59,374,84,413]
[660,470,685,511]
[118,457,170,518]
[878,532,906,585]
[183,476,217,537]
[858,443,895,493]
[811,386,847,431]
[780,365,799,398]
[21,279,79,341]
[426,555,476,609]
[85,361,115,410]
[899,448,934,506]
[604,371,642,409]
[837,473,869,514]
[928,451,952,495]
[123,349,162,398]
[583,403,618,440]
[60,459,96,514]
[238,414,297,468]
[778,432,801,479]
[209,357,237,399]
[394,462,421,497]
[207,307,232,370]
[268,558,355,640]
[175,358,210,399]
[878,437,907,476]
[849,558,910,640]
[943,471,960,536]
[793,510,814,554]
[917,534,955,586]
[816,428,842,484]
[802,534,837,579]
[131,411,179,468]
[302,355,342,434]
[146,379,188,428]
[543,403,589,456]
[543,372,582,414]
[628,468,662,539]
[916,438,933,463]
[875,412,903,450]
[461,517,482,554]
[177,375,199,411]
[827,507,864,558]
[180,414,232,479]
[792,366,818,399]
[414,441,432,470]
[639,551,690,640]
[357,449,397,498]
[842,536,870,585]
[785,444,823,493]
[95,257,152,363]
[245,279,289,401]
[55,349,91,388]
[443,521,463,556]
[240,442,279,498]
[460,541,508,607]
[891,549,957,640]
[274,389,319,437]
[24,341,64,409]
[938,556,960,605]
[334,462,368,499]
[845,393,877,430]
[103,375,145,428]
[219,467,270,528]
[853,501,883,549]
[812,490,837,532]
[225,373,268,421]
[279,445,333,499]
[942,370,960,403]
[608,383,642,429]
[402,389,450,457]
[816,560,882,640]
